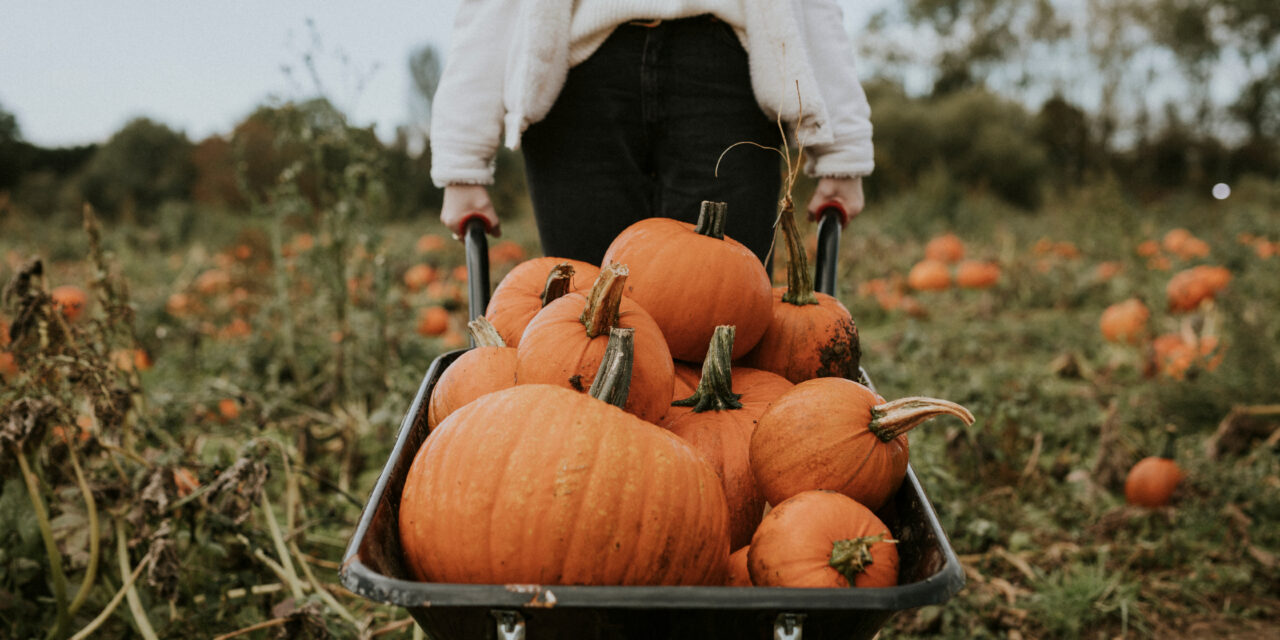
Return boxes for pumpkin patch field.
[2,174,1279,639]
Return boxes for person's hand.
[441,184,501,238]
[806,176,865,227]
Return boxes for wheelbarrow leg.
[774,612,805,640]
[491,610,525,640]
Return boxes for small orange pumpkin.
[403,264,438,291]
[923,233,965,263]
[741,203,860,383]
[954,260,1001,289]
[906,259,950,291]
[485,258,600,347]
[1099,298,1149,344]
[748,490,899,588]
[1125,430,1183,507]
[416,306,451,337]
[51,285,88,322]
[1166,265,1231,312]
[426,317,518,430]
[726,546,752,586]
[751,378,974,511]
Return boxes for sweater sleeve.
[429,0,518,187]
[797,0,874,178]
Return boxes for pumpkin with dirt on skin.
[600,200,772,362]
[741,202,861,383]
[426,317,518,431]
[748,490,899,588]
[484,257,600,347]
[750,378,974,511]
[400,329,731,586]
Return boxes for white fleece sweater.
[430,0,874,187]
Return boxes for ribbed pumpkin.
[600,201,772,362]
[663,326,793,550]
[400,329,731,585]
[426,317,518,430]
[485,257,600,347]
[741,203,860,382]
[751,378,974,511]
[748,490,898,588]
[516,263,674,423]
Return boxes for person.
[430,0,873,266]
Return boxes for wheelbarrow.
[340,207,965,639]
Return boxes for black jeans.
[522,15,784,266]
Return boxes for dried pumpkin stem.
[778,199,818,306]
[466,316,507,348]
[694,201,729,239]
[540,262,576,308]
[829,533,895,586]
[869,397,975,442]
[673,325,743,412]
[588,328,634,409]
[580,263,629,338]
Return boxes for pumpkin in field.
[748,490,898,588]
[906,260,950,291]
[51,285,88,322]
[516,263,674,423]
[0,351,17,381]
[400,328,731,586]
[426,317,518,430]
[741,203,861,383]
[1148,332,1223,379]
[416,306,451,337]
[954,260,1001,289]
[664,326,793,550]
[923,233,965,263]
[1166,265,1231,312]
[485,257,600,347]
[726,546,752,586]
[751,378,974,511]
[1125,430,1183,507]
[1099,298,1149,344]
[600,201,772,362]
[403,264,438,291]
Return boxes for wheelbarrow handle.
[813,202,844,297]
[462,216,492,326]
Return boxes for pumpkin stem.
[869,397,975,442]
[541,262,576,308]
[1159,424,1178,460]
[580,263,629,338]
[693,201,728,240]
[588,327,634,409]
[778,198,818,306]
[672,325,743,413]
[829,534,896,586]
[466,316,507,348]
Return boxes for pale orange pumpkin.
[426,317,519,430]
[600,201,772,362]
[748,490,899,588]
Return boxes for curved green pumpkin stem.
[869,397,975,442]
[778,199,817,306]
[466,316,507,348]
[580,262,628,338]
[541,262,576,308]
[672,325,743,413]
[588,327,634,409]
[694,201,728,240]
[829,533,896,586]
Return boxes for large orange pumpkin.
[600,201,772,362]
[664,326,793,550]
[741,204,860,383]
[485,257,600,347]
[426,317,518,430]
[515,263,674,423]
[748,490,898,588]
[400,329,730,585]
[751,378,974,511]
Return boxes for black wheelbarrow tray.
[341,212,966,640]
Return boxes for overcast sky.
[1,1,884,148]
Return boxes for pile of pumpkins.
[399,201,974,588]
